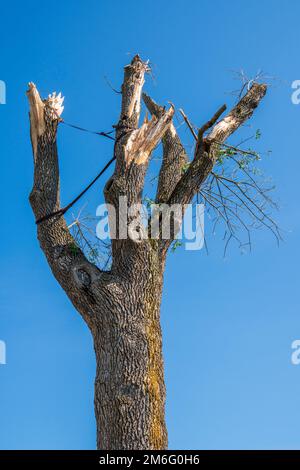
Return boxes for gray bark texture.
[27,55,267,449]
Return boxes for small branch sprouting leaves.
[179,96,280,256]
[199,140,281,256]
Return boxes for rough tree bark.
[27,55,267,450]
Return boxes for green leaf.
[69,242,79,255]
[143,196,155,209]
[181,162,191,174]
[171,240,183,253]
[255,129,262,140]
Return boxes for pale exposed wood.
[27,83,64,159]
[124,106,174,166]
[26,82,46,159]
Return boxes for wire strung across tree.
[35,119,118,224]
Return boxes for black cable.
[35,119,117,225]
[36,155,116,225]
[35,122,136,225]
[35,120,136,225]
[61,120,115,140]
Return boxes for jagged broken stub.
[207,82,267,144]
[142,93,185,144]
[124,105,175,166]
[26,82,64,158]
[122,55,150,122]
[168,122,177,138]
[142,92,164,119]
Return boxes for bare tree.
[27,55,274,450]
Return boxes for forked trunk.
[27,55,267,451]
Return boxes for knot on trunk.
[74,267,91,288]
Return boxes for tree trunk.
[27,55,267,450]
[94,243,167,449]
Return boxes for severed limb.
[27,83,104,329]
[162,83,267,252]
[104,56,175,262]
[142,93,189,203]
[105,56,175,209]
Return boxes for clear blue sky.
[1,0,300,450]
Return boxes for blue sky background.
[1,0,300,450]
